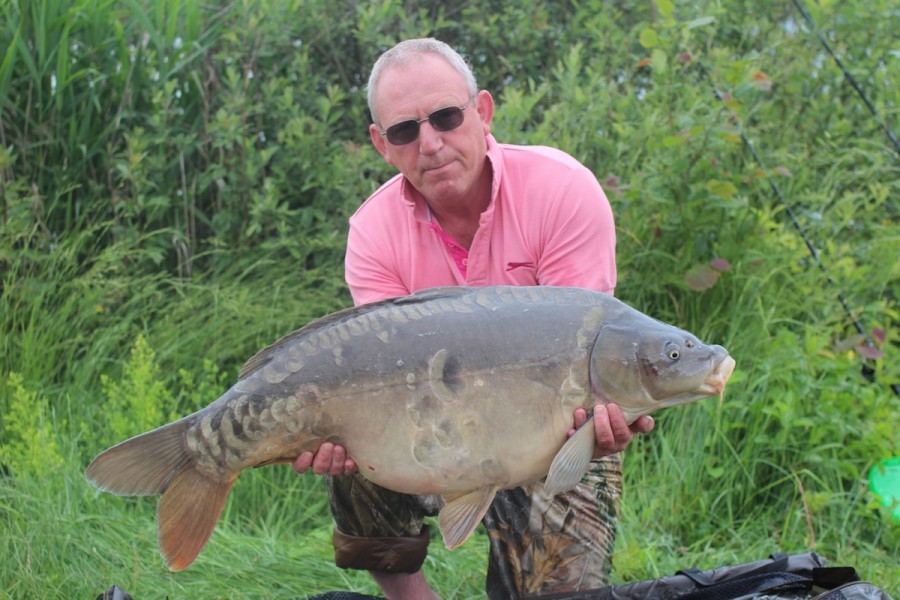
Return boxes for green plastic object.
[869,457,900,522]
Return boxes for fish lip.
[699,355,736,395]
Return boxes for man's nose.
[417,121,443,154]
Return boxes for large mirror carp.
[86,285,735,570]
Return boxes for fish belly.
[320,361,588,496]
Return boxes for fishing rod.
[695,63,899,398]
[790,0,900,157]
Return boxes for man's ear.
[475,89,495,135]
[369,123,394,166]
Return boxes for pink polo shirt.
[345,134,616,306]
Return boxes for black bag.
[538,552,894,600]
[304,552,894,599]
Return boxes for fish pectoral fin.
[544,414,596,496]
[438,488,497,550]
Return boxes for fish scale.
[85,285,735,570]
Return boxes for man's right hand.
[292,442,358,476]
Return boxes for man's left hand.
[571,404,654,457]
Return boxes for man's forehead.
[373,58,468,121]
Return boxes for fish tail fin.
[84,418,236,571]
[157,464,235,570]
[85,418,195,496]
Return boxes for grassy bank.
[2,0,897,597]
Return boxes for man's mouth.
[423,159,455,175]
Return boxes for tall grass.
[2,0,897,597]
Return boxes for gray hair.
[366,38,478,125]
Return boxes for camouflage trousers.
[325,453,622,599]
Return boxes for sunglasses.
[379,99,472,146]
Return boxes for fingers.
[292,451,314,475]
[342,457,359,476]
[573,407,589,429]
[323,445,360,476]
[631,414,655,435]
[592,404,653,457]
[568,407,590,437]
[314,443,339,475]
[292,443,359,476]
[593,404,629,455]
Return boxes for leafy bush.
[1,0,897,597]
[100,334,171,440]
[0,372,64,479]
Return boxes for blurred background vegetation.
[1,0,897,597]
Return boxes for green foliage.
[97,335,234,440]
[176,358,230,413]
[100,334,170,440]
[0,373,64,479]
[1,0,898,597]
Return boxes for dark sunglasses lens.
[385,121,420,145]
[429,106,465,131]
[383,105,466,145]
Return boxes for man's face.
[369,54,493,207]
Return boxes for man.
[294,38,654,599]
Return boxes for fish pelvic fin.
[158,466,235,571]
[84,418,236,571]
[544,413,596,496]
[438,487,498,550]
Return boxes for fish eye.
[666,342,681,361]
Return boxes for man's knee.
[332,525,431,573]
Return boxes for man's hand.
[571,404,654,458]
[292,442,358,476]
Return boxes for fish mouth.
[698,355,736,396]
